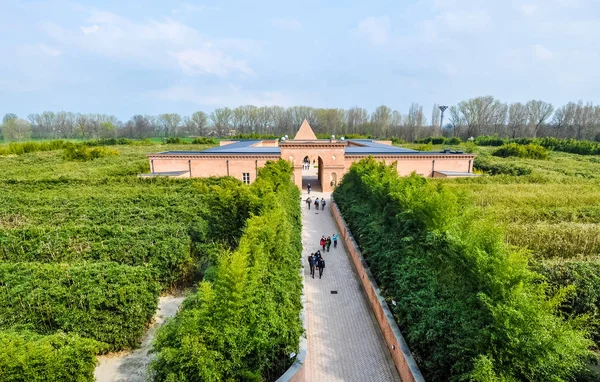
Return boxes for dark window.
[242,172,250,185]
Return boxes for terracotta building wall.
[151,157,278,183]
[344,156,474,177]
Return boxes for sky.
[0,0,599,120]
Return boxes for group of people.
[302,162,311,170]
[307,251,325,278]
[307,234,339,279]
[305,196,326,210]
[320,234,338,251]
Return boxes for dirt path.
[94,295,185,382]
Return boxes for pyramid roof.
[293,120,317,140]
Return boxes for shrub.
[474,155,532,176]
[534,261,600,346]
[63,144,119,161]
[0,331,104,382]
[150,160,303,382]
[192,137,218,145]
[447,136,462,145]
[83,138,134,146]
[475,135,507,146]
[0,262,160,350]
[333,158,592,381]
[493,143,549,160]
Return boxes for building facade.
[145,120,476,192]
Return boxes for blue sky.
[1,0,599,120]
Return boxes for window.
[242,172,250,185]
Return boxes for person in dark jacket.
[326,236,332,252]
[308,253,316,278]
[306,196,312,210]
[317,257,325,278]
[321,198,326,210]
[307,183,311,194]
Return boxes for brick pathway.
[301,190,401,382]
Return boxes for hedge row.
[149,160,303,381]
[333,158,592,381]
[0,331,104,382]
[0,138,150,156]
[473,155,532,176]
[492,143,549,160]
[0,262,160,350]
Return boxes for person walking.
[315,250,322,260]
[306,196,312,210]
[321,198,326,210]
[320,236,326,251]
[326,236,332,252]
[314,199,319,210]
[308,253,316,278]
[332,233,339,249]
[307,183,311,194]
[317,257,325,279]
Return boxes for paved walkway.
[301,188,401,382]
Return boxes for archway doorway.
[302,155,322,192]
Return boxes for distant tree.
[526,100,554,137]
[158,113,182,137]
[508,103,528,138]
[2,113,17,125]
[210,108,233,136]
[3,118,32,141]
[99,121,116,138]
[346,107,369,134]
[183,111,209,136]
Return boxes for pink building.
[145,120,476,192]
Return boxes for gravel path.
[94,295,185,382]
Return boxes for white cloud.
[519,4,538,16]
[355,16,390,46]
[532,44,554,60]
[44,9,256,77]
[169,49,254,77]
[38,44,61,57]
[151,85,290,106]
[270,18,302,31]
[81,25,99,35]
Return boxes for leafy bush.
[416,136,446,144]
[493,143,549,160]
[192,137,218,145]
[535,261,600,346]
[63,144,119,161]
[230,133,278,139]
[447,136,462,144]
[150,160,303,382]
[0,331,104,382]
[333,158,592,381]
[0,262,160,350]
[474,155,532,176]
[475,135,507,146]
[83,138,135,146]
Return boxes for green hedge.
[333,158,592,381]
[535,261,600,346]
[0,331,103,382]
[474,155,532,176]
[149,160,303,381]
[492,143,549,160]
[0,262,160,350]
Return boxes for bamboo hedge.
[0,331,104,382]
[333,157,593,381]
[0,262,160,350]
[149,160,303,381]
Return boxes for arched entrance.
[302,155,322,192]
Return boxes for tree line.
[2,97,599,142]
